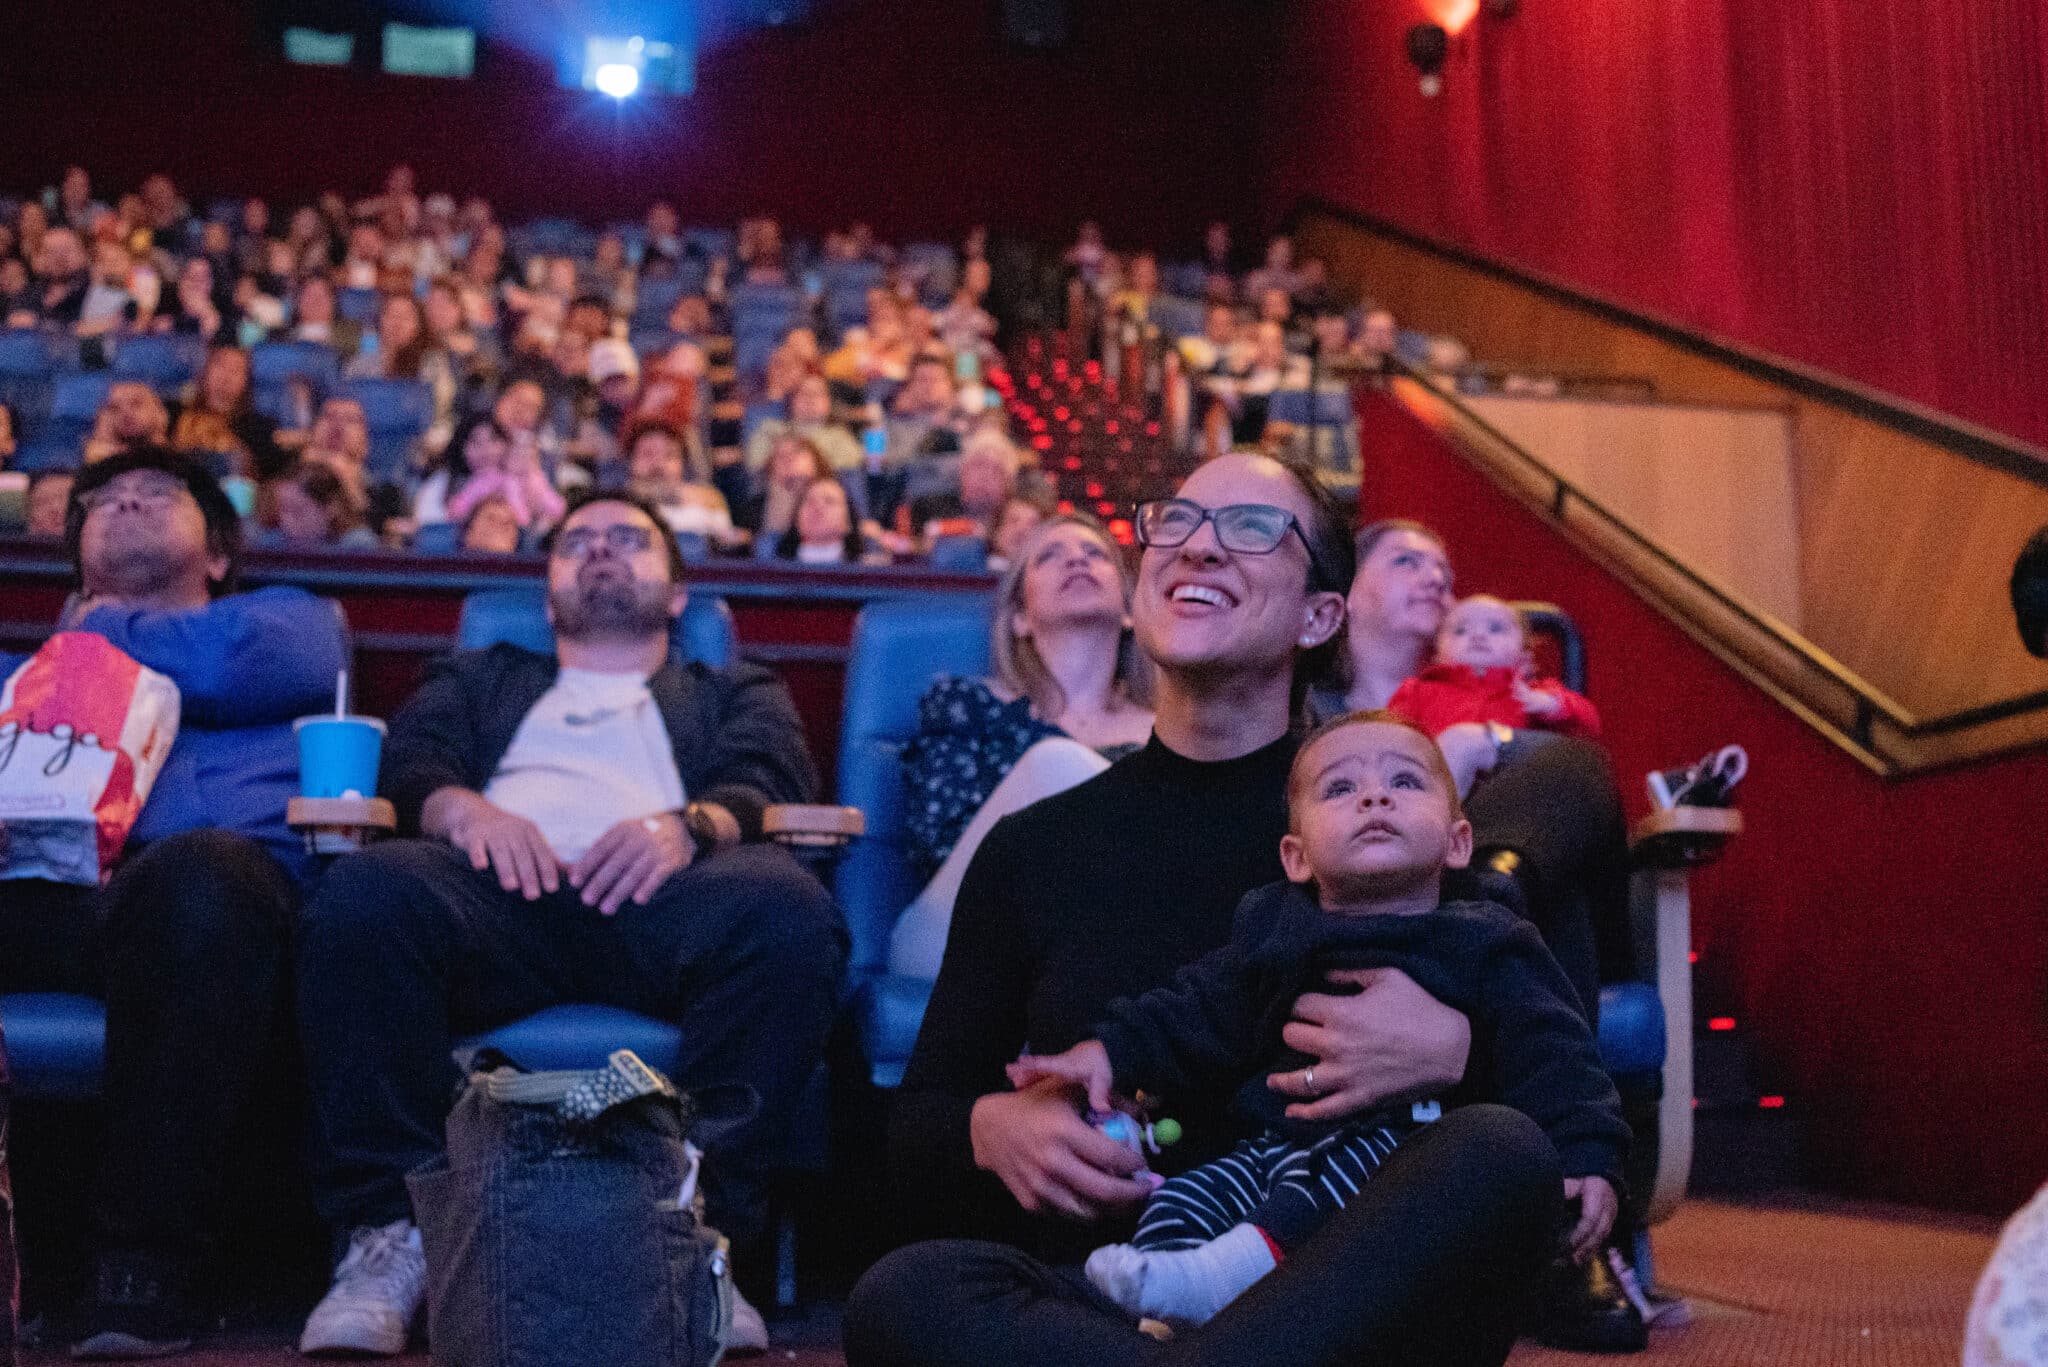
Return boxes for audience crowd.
[0,165,1502,575]
[0,162,1660,1367]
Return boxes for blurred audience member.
[84,382,171,465]
[777,475,882,565]
[747,374,860,473]
[25,471,74,538]
[458,494,524,554]
[261,462,378,550]
[169,345,282,479]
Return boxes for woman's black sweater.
[889,730,1298,1257]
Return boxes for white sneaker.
[727,1286,769,1356]
[298,1220,426,1357]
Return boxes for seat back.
[341,377,435,478]
[833,598,993,980]
[111,333,206,391]
[456,585,736,668]
[337,288,382,326]
[1517,601,1587,693]
[250,339,342,421]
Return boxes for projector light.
[594,62,641,98]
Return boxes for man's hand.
[425,787,560,900]
[1513,679,1563,719]
[969,1076,1151,1222]
[1005,1041,1114,1115]
[1563,1176,1619,1263]
[1267,967,1471,1122]
[568,812,693,916]
[1433,722,1501,797]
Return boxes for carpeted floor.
[22,1198,1997,1366]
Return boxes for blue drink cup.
[295,716,387,800]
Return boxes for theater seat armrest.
[1630,806,1742,869]
[763,804,866,847]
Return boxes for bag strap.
[479,1049,679,1124]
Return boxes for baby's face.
[1283,722,1472,904]
[1438,597,1525,672]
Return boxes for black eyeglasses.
[554,524,656,558]
[1133,498,1333,587]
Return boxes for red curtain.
[1263,0,2048,452]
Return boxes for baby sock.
[1084,1223,1279,1325]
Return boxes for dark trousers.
[297,838,846,1247]
[1462,732,1631,1019]
[845,1105,1560,1367]
[0,830,302,1274]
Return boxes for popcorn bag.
[0,633,181,886]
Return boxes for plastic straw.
[335,670,348,719]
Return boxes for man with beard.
[295,492,842,1358]
[0,448,345,1358]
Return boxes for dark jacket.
[1095,883,1628,1190]
[381,643,816,841]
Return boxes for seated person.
[906,429,1017,546]
[167,345,284,480]
[457,493,524,555]
[987,492,1049,571]
[25,470,76,538]
[0,449,346,1357]
[773,474,886,565]
[741,433,833,547]
[891,514,1154,980]
[745,374,862,474]
[258,461,380,550]
[0,401,14,468]
[295,395,409,539]
[83,382,171,466]
[441,412,566,535]
[622,420,738,548]
[1389,594,1601,741]
[1008,712,1624,1326]
[849,454,1561,1367]
[295,492,845,1357]
[1319,520,1640,1349]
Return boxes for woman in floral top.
[893,515,1154,978]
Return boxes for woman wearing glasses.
[852,453,1560,1367]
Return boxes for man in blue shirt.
[0,448,347,1359]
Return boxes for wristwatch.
[680,801,724,851]
[1485,721,1517,754]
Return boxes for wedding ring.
[1302,1066,1317,1093]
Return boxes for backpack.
[407,1050,734,1367]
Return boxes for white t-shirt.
[482,667,686,865]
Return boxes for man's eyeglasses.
[1133,498,1333,588]
[554,524,657,558]
[78,475,188,514]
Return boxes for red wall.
[1262,0,2048,452]
[0,0,1270,245]
[1357,388,2048,1215]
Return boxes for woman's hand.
[1267,968,1471,1122]
[1434,721,1501,797]
[969,1076,1151,1221]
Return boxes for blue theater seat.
[832,598,995,1086]
[250,339,342,421]
[110,332,206,392]
[454,585,734,666]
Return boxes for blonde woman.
[889,514,1154,979]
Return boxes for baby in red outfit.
[1388,594,1601,740]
